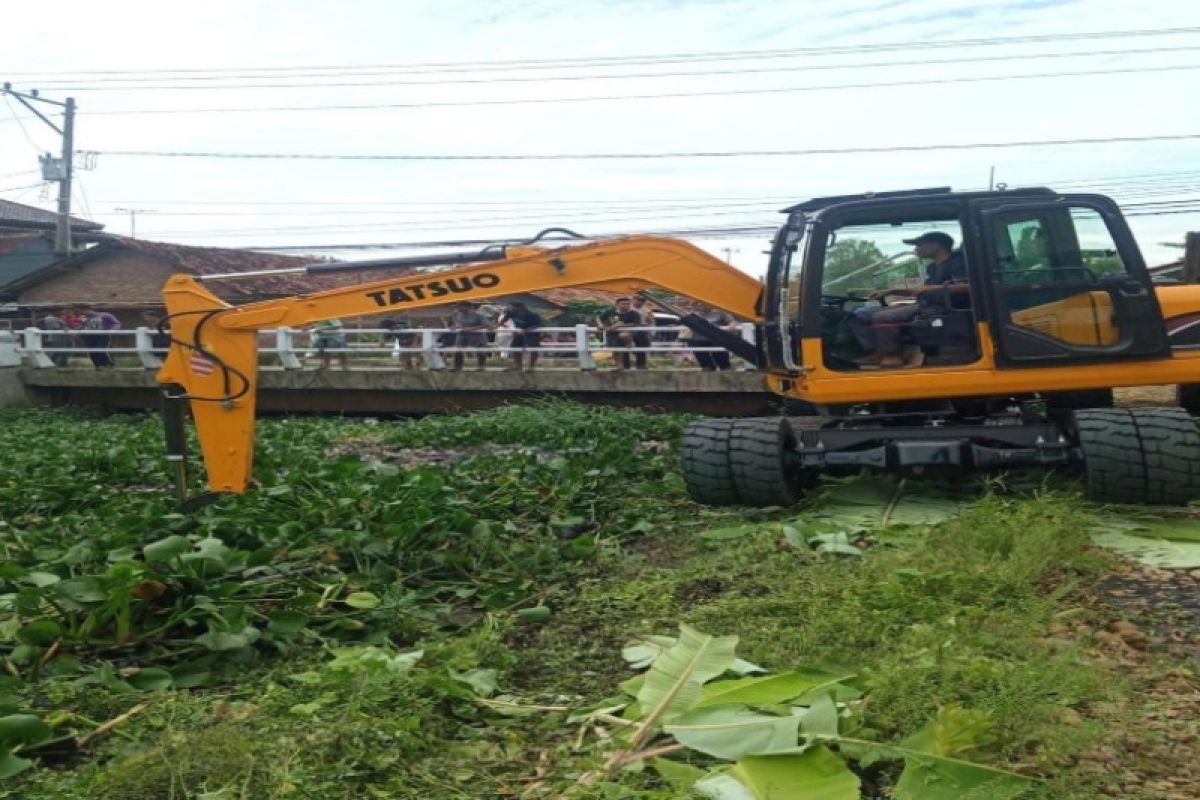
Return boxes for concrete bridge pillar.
[0,368,32,409]
[0,331,32,408]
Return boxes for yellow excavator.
[158,187,1200,508]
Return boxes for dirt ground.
[1115,385,1178,406]
[1077,563,1200,798]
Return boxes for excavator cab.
[681,187,1200,509]
[761,187,1169,379]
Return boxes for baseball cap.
[902,231,954,249]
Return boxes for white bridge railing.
[0,325,757,371]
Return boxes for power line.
[237,225,785,252]
[73,175,94,220]
[134,193,1200,239]
[60,63,1200,117]
[85,198,797,217]
[1042,169,1200,188]
[1126,207,1200,216]
[85,187,1200,220]
[139,206,784,237]
[8,25,1199,79]
[90,195,795,208]
[88,132,1200,162]
[31,45,1198,91]
[2,96,44,152]
[0,181,47,194]
[85,168,1200,209]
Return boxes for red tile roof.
[93,238,426,299]
[535,288,625,305]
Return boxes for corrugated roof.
[0,199,102,231]
[0,235,57,293]
[0,235,41,257]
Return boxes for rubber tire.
[727,417,811,507]
[1073,407,1200,505]
[681,419,739,506]
[1176,383,1200,417]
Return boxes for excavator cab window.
[817,219,979,371]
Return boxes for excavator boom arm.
[156,235,764,495]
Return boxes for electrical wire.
[9,25,1199,79]
[138,205,784,237]
[61,63,1200,117]
[85,198,796,218]
[2,96,45,151]
[32,45,1199,91]
[85,169,1200,208]
[88,132,1200,161]
[85,183,1200,216]
[89,195,801,207]
[101,186,1200,238]
[73,175,94,220]
[239,225,783,252]
[0,181,47,194]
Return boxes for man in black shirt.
[852,231,968,367]
[598,297,647,370]
[498,302,545,371]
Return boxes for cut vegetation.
[0,402,1197,799]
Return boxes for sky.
[1,0,1198,273]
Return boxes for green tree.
[557,299,614,325]
[824,239,895,292]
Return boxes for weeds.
[0,403,1180,798]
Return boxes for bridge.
[0,326,778,415]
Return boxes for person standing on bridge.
[82,309,121,369]
[629,296,655,369]
[310,318,349,370]
[498,302,544,372]
[450,302,490,371]
[39,310,71,367]
[689,307,736,371]
[598,297,647,371]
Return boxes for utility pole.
[1184,232,1200,284]
[1,83,77,254]
[56,97,76,254]
[114,207,153,238]
[720,247,740,264]
[988,166,996,191]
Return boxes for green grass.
[0,402,1182,798]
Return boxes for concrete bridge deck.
[6,367,778,415]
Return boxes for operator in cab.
[852,231,968,368]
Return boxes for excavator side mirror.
[783,211,807,248]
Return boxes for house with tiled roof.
[7,237,346,310]
[0,200,106,307]
[2,231,725,331]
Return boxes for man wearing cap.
[852,231,967,368]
